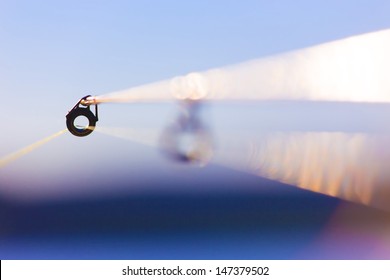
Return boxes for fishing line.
[94,126,158,147]
[0,129,67,169]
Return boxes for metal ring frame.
[66,95,99,137]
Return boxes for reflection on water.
[218,131,390,212]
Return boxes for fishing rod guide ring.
[66,95,99,137]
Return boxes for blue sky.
[0,0,389,200]
[1,0,390,260]
[1,0,389,100]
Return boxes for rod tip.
[80,96,98,106]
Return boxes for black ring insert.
[66,95,98,137]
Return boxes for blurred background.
[1,0,390,259]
